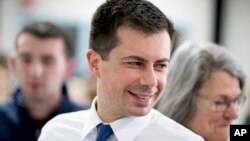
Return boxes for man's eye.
[127,62,143,66]
[20,57,31,64]
[43,59,53,66]
[154,64,167,71]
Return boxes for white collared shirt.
[38,98,204,141]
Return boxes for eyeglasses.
[198,94,247,112]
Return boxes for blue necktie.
[96,123,114,141]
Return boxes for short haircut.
[15,22,74,59]
[89,0,175,60]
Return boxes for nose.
[140,67,158,87]
[224,103,238,120]
[29,62,43,78]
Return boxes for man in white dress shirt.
[38,0,204,140]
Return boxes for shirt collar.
[80,97,102,140]
[80,97,153,141]
[111,110,153,141]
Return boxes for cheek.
[194,103,221,127]
[53,69,67,83]
[51,61,67,75]
[191,102,210,124]
[160,76,167,88]
[16,63,26,74]
[106,65,139,87]
[157,73,167,91]
[120,69,138,84]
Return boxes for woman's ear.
[86,49,101,78]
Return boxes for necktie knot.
[96,123,113,141]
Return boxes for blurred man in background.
[0,22,89,141]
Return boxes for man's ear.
[10,54,18,74]
[65,58,75,79]
[86,49,101,78]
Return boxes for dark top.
[245,115,250,125]
[0,84,89,141]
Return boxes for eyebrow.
[215,93,242,100]
[120,55,170,63]
[18,52,55,60]
[42,55,55,61]
[18,52,30,58]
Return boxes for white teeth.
[134,94,151,100]
[128,91,152,100]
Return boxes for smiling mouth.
[128,91,153,100]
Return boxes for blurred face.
[187,70,242,141]
[14,33,69,103]
[87,26,171,122]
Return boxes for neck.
[96,98,123,123]
[25,91,62,120]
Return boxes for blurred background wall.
[0,0,250,123]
